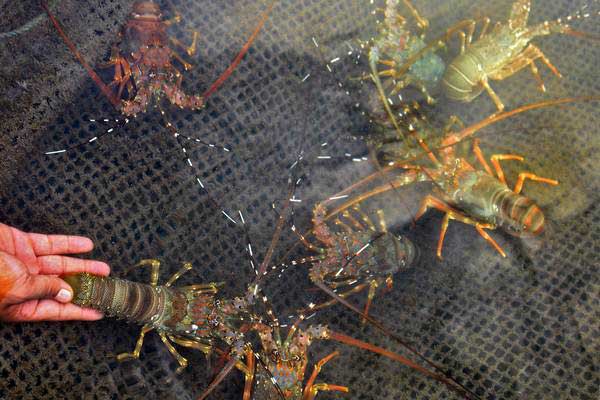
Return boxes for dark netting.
[0,0,598,399]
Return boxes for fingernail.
[56,288,73,303]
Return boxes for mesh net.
[0,0,598,399]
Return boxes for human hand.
[0,223,110,322]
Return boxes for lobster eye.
[270,350,279,361]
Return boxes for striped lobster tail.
[63,273,173,325]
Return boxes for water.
[0,0,598,398]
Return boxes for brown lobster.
[42,0,274,116]
[324,96,597,259]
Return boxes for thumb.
[22,275,73,303]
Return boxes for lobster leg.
[401,0,429,30]
[302,351,349,400]
[514,173,558,194]
[491,44,562,93]
[162,12,182,27]
[391,74,435,104]
[480,78,505,112]
[478,17,491,39]
[301,282,369,314]
[169,31,199,57]
[376,209,388,233]
[168,335,213,355]
[125,259,162,286]
[341,210,366,231]
[334,217,357,236]
[242,348,255,400]
[116,324,153,362]
[454,20,477,54]
[165,262,193,287]
[353,206,377,232]
[444,115,466,133]
[101,51,132,101]
[171,51,193,71]
[158,332,188,373]
[490,154,524,185]
[471,139,494,175]
[291,225,326,253]
[362,280,379,324]
[415,195,504,258]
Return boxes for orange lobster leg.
[514,172,558,194]
[362,279,379,325]
[490,154,524,185]
[472,139,493,176]
[302,351,348,400]
[242,348,256,400]
[415,195,505,258]
[170,32,199,58]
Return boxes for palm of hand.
[0,223,110,322]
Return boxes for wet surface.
[0,0,598,399]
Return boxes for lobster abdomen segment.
[64,273,176,326]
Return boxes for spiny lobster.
[42,0,275,117]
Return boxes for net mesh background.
[0,0,598,399]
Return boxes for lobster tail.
[64,273,173,325]
[495,191,545,236]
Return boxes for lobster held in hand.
[64,260,256,373]
[63,260,472,399]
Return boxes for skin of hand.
[0,222,110,322]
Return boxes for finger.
[28,232,94,256]
[37,255,110,276]
[15,275,73,303]
[2,300,103,322]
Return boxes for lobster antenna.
[156,104,240,226]
[322,95,600,219]
[1,0,57,40]
[450,95,600,145]
[201,0,276,100]
[246,174,297,295]
[43,117,130,155]
[196,356,239,400]
[41,1,120,108]
[313,281,480,400]
[238,209,285,345]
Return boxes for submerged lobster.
[325,96,596,259]
[292,201,415,321]
[61,179,472,398]
[441,0,598,111]
[250,315,462,399]
[42,0,274,116]
[63,263,470,398]
[379,0,598,111]
[367,0,444,104]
